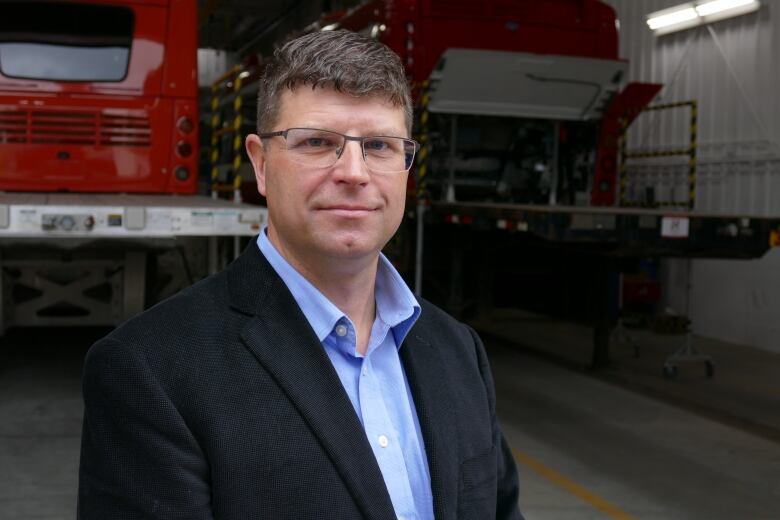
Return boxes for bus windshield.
[0,2,134,82]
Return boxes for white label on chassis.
[0,202,266,238]
[661,216,690,239]
[214,211,237,231]
[190,211,214,227]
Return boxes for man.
[79,30,522,519]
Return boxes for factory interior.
[0,0,778,518]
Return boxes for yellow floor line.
[512,448,637,520]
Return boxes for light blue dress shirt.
[257,230,433,520]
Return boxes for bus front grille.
[0,107,151,147]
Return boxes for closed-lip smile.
[318,205,377,219]
[319,205,376,211]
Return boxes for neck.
[268,230,379,355]
[322,269,377,356]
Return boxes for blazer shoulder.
[92,244,283,367]
[416,298,470,335]
[99,269,230,353]
[413,298,482,357]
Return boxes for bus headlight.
[174,166,190,181]
[177,116,194,134]
[176,140,193,157]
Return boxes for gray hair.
[256,30,413,135]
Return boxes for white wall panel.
[695,251,780,350]
[607,0,779,215]
[604,0,780,353]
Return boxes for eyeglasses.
[258,128,419,173]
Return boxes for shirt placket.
[357,323,417,520]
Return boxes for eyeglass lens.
[282,128,416,172]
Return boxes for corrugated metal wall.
[607,0,780,214]
[604,0,780,353]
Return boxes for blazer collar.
[228,244,396,519]
[226,244,458,519]
[400,328,460,520]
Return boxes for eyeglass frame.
[257,127,420,173]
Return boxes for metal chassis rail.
[415,200,780,373]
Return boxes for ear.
[245,134,268,196]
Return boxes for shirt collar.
[375,253,421,346]
[257,228,420,347]
[258,229,342,342]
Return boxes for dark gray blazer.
[78,243,522,519]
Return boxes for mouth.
[317,205,378,218]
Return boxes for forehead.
[275,87,407,135]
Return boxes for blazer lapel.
[400,331,460,520]
[228,245,396,520]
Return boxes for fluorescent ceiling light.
[647,0,760,35]
[695,0,756,16]
[647,7,698,30]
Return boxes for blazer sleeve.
[467,325,525,520]
[78,339,214,520]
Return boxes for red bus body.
[0,0,198,193]
[372,0,619,81]
[338,0,660,206]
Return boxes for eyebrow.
[293,125,408,138]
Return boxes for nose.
[332,140,370,184]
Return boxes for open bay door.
[427,49,628,120]
[423,49,629,205]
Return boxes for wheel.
[663,363,678,380]
[705,360,714,379]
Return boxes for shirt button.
[378,435,389,448]
[335,324,347,337]
[362,367,368,376]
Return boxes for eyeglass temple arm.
[257,131,286,138]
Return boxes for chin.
[324,234,384,259]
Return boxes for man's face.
[246,87,409,269]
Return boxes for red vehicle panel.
[340,0,618,86]
[0,0,198,193]
[338,0,658,206]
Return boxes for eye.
[286,129,340,149]
[303,137,335,147]
[364,139,390,151]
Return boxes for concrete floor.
[473,308,780,442]
[1,324,779,519]
[489,341,780,519]
[0,328,98,519]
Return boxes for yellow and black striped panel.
[643,101,696,112]
[415,80,431,199]
[210,84,221,186]
[770,229,780,248]
[687,101,698,210]
[620,100,698,210]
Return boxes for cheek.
[386,176,408,206]
[382,180,408,231]
[266,170,319,217]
